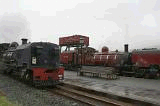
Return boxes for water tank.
[102,46,109,53]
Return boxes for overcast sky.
[0,0,160,52]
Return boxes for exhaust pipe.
[124,44,128,52]
[21,38,28,45]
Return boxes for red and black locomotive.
[119,48,160,78]
[1,39,64,86]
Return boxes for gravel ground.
[0,74,89,106]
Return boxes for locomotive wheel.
[24,70,33,84]
[21,68,26,80]
[24,72,30,81]
[144,73,150,79]
[6,68,13,75]
[134,73,138,78]
[21,68,30,80]
[3,70,7,74]
[155,72,160,79]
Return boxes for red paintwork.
[132,50,160,67]
[60,51,74,64]
[32,67,64,81]
[59,35,160,70]
[60,50,120,66]
[32,68,48,80]
[58,66,64,75]
[59,35,89,46]
[93,52,119,66]
[102,46,109,53]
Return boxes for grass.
[0,90,21,106]
[0,96,15,106]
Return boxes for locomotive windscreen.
[31,44,60,68]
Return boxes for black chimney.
[124,44,128,52]
[21,38,28,45]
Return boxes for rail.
[48,82,159,106]
[48,83,133,106]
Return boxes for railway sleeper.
[55,85,132,106]
[60,83,159,106]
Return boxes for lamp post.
[80,37,84,69]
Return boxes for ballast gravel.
[0,74,88,106]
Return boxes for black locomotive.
[0,39,64,86]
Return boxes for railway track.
[48,83,135,106]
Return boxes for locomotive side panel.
[1,41,64,86]
[16,46,31,68]
[132,51,160,68]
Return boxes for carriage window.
[107,55,109,59]
[36,46,43,56]
[115,55,117,59]
[36,48,42,55]
[32,46,43,56]
[49,47,59,57]
[100,55,102,60]
[94,56,96,60]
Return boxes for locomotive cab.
[29,43,63,86]
[31,44,60,69]
[118,52,134,76]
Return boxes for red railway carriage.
[131,49,160,68]
[60,47,96,69]
[119,48,160,78]
[60,46,122,68]
[93,52,120,66]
